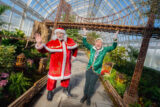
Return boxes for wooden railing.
[100,76,127,107]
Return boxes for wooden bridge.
[45,21,160,36]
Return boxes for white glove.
[113,30,119,41]
[83,28,87,36]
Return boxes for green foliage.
[103,69,127,96]
[143,100,152,107]
[86,32,100,45]
[0,29,26,37]
[0,5,11,26]
[0,45,16,72]
[23,48,46,59]
[102,44,160,106]
[66,29,84,48]
[8,73,31,98]
[115,81,126,96]
[129,102,141,107]
[0,87,3,99]
[0,29,27,55]
[61,14,76,22]
[128,46,139,63]
[104,46,128,66]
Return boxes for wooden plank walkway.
[28,51,114,107]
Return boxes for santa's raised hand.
[83,27,87,36]
[35,33,42,45]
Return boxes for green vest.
[83,37,117,74]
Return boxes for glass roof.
[0,0,160,34]
[0,0,145,19]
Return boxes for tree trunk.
[123,14,155,104]
[0,36,2,45]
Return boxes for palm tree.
[0,5,11,26]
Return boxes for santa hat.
[52,28,67,41]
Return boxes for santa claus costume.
[35,28,78,101]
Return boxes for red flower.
[101,70,109,75]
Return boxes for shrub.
[0,45,16,72]
[103,46,128,67]
[103,69,127,96]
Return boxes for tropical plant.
[104,46,128,66]
[0,45,16,72]
[66,29,83,48]
[0,5,11,26]
[0,29,26,37]
[128,46,139,63]
[8,73,31,98]
[0,29,27,55]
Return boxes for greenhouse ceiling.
[0,0,146,20]
[0,0,160,36]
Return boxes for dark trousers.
[84,68,99,98]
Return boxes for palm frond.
[0,5,11,15]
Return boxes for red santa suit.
[35,28,78,91]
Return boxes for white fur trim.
[67,44,78,49]
[93,46,104,52]
[48,74,71,80]
[61,41,67,79]
[55,29,66,34]
[43,45,63,52]
[35,43,44,49]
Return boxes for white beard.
[57,37,64,41]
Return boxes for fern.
[8,73,31,98]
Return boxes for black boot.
[47,91,53,101]
[86,97,91,106]
[80,95,87,103]
[63,87,72,97]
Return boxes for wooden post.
[123,13,155,104]
[51,0,64,36]
[38,58,48,74]
[0,36,2,45]
[64,4,71,22]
